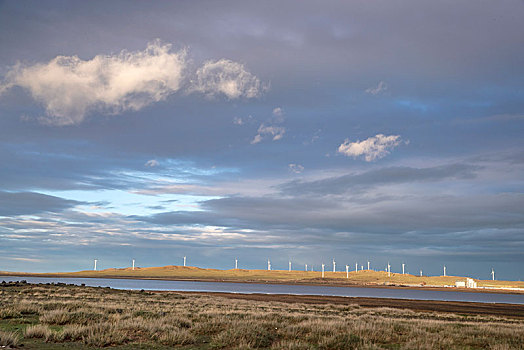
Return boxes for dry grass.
[0,329,20,347]
[0,283,523,349]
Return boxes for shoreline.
[2,272,524,295]
[174,291,524,318]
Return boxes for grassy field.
[3,265,524,290]
[1,282,523,349]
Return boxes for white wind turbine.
[93,259,97,271]
[321,263,325,278]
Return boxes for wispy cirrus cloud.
[145,159,159,167]
[338,134,404,161]
[365,81,387,95]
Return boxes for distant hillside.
[2,265,523,291]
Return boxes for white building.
[455,278,477,289]
[466,278,477,288]
[455,281,466,288]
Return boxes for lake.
[1,276,523,304]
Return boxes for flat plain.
[1,282,523,349]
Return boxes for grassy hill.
[2,265,523,290]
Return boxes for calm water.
[2,276,523,305]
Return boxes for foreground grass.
[0,283,523,349]
[3,266,524,290]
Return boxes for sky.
[0,0,523,280]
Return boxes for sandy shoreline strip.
[173,291,524,318]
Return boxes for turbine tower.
[333,259,336,272]
[235,258,238,269]
[267,259,271,271]
[321,263,325,278]
[305,264,308,271]
[93,259,97,271]
[346,265,349,279]
[355,262,358,272]
[402,263,405,274]
[420,269,422,277]
[132,259,135,271]
[387,262,391,277]
[289,260,292,272]
[183,256,186,267]
[367,261,370,270]
[443,265,446,277]
[491,268,495,281]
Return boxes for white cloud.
[145,159,159,167]
[338,134,403,161]
[3,41,186,125]
[191,59,262,99]
[233,116,244,125]
[365,81,387,95]
[288,164,304,173]
[272,107,283,117]
[233,115,253,125]
[251,124,285,144]
[251,107,286,144]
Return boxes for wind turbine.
[367,261,370,270]
[305,264,308,271]
[93,259,97,271]
[289,260,292,272]
[491,268,495,281]
[183,256,186,267]
[332,259,336,272]
[387,262,391,277]
[132,259,135,271]
[402,263,405,275]
[321,263,325,278]
[235,258,238,269]
[443,265,446,277]
[355,262,358,272]
[267,259,271,271]
[420,269,422,277]
[346,265,349,279]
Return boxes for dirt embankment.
[175,291,524,319]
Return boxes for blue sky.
[0,0,523,280]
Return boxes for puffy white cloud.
[365,81,387,95]
[338,134,403,161]
[3,41,186,125]
[251,124,286,144]
[145,159,159,167]
[191,59,262,99]
[288,163,304,173]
